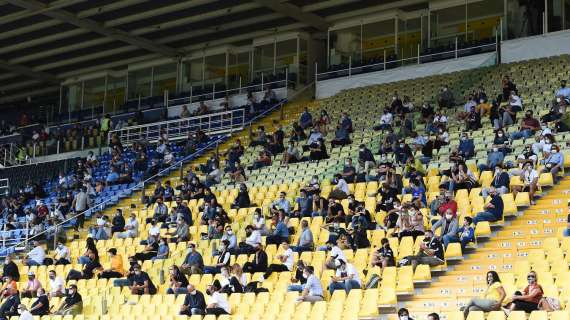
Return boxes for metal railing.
[167,76,289,107]
[0,98,290,257]
[0,179,8,197]
[108,109,246,146]
[1,144,18,168]
[316,39,498,82]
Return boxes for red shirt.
[438,200,458,215]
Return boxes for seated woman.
[504,271,543,314]
[166,265,189,294]
[370,238,395,268]
[393,205,424,241]
[463,271,506,317]
[249,151,272,170]
[309,138,328,161]
[449,163,478,191]
[282,140,302,167]
[131,235,159,263]
[66,252,102,281]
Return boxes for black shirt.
[64,292,82,308]
[183,290,206,310]
[83,260,102,279]
[31,294,49,315]
[130,271,157,293]
[2,261,20,281]
[425,237,445,261]
[173,272,189,288]
[379,246,395,266]
[379,187,399,210]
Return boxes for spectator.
[458,132,475,159]
[376,109,393,131]
[299,107,313,129]
[131,235,159,262]
[21,272,42,298]
[77,237,98,265]
[111,209,125,235]
[282,140,302,167]
[203,240,231,274]
[116,212,139,239]
[294,190,313,218]
[98,248,125,279]
[473,187,504,224]
[457,216,475,250]
[462,271,506,317]
[270,192,291,215]
[29,287,50,316]
[179,284,206,316]
[291,220,313,252]
[180,243,204,275]
[0,288,20,319]
[437,85,455,108]
[47,270,64,298]
[330,125,350,148]
[89,213,111,240]
[478,147,505,172]
[71,187,90,231]
[249,151,271,170]
[205,281,230,315]
[329,174,349,200]
[309,138,328,161]
[66,252,101,281]
[504,271,543,313]
[465,106,482,131]
[431,209,459,248]
[180,105,190,118]
[371,238,395,268]
[393,206,424,240]
[24,241,45,266]
[262,241,294,280]
[219,225,237,253]
[541,145,563,180]
[167,219,190,243]
[512,162,539,205]
[249,126,267,148]
[2,256,19,281]
[555,79,570,103]
[243,243,268,273]
[129,264,157,295]
[400,229,444,270]
[511,111,540,140]
[324,239,347,269]
[482,165,510,199]
[397,308,413,320]
[328,259,361,294]
[153,238,170,260]
[296,266,323,302]
[239,225,262,254]
[166,265,189,294]
[231,184,251,209]
[493,129,511,154]
[266,215,289,245]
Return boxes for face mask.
[400,316,409,320]
[480,99,484,104]
[303,273,309,279]
[493,148,498,152]
[445,214,453,220]
[345,162,350,166]
[49,275,55,280]
[333,223,340,228]
[557,97,562,103]
[392,97,396,101]
[206,289,212,295]
[498,133,503,137]
[360,148,365,152]
[552,150,558,154]
[226,231,233,235]
[399,144,404,148]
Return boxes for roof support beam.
[4,0,179,57]
[252,0,330,31]
[0,59,59,84]
[0,0,86,24]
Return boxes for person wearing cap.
[205,280,230,315]
[29,288,49,316]
[128,264,157,295]
[21,271,42,298]
[98,248,125,279]
[180,243,204,275]
[54,284,82,315]
[17,304,33,320]
[328,259,361,294]
[47,270,64,298]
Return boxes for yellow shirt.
[110,255,125,275]
[484,282,503,301]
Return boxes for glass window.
[181,57,204,92]
[227,51,250,90]
[83,77,105,110]
[507,0,544,38]
[204,53,226,89]
[253,43,275,79]
[67,83,82,112]
[299,38,308,84]
[330,25,362,66]
[106,75,126,113]
[547,0,564,32]
[401,16,422,60]
[276,39,297,77]
[430,4,466,48]
[127,68,152,99]
[152,63,176,96]
[467,0,503,42]
[362,19,394,63]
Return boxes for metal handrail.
[107,109,246,146]
[1,98,289,257]
[317,42,496,78]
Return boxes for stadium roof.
[0,0,424,104]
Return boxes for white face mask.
[557,97,561,102]
[493,148,498,152]
[400,316,409,320]
[552,150,558,154]
[445,214,453,220]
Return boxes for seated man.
[262,242,294,280]
[21,271,42,298]
[330,125,351,148]
[270,192,291,215]
[399,230,444,271]
[458,133,475,159]
[54,285,82,316]
[473,187,504,224]
[129,264,157,295]
[29,288,50,316]
[510,111,540,140]
[179,284,206,316]
[481,165,510,199]
[328,259,361,294]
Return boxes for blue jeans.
[288,284,304,292]
[203,266,221,274]
[167,287,189,294]
[510,129,533,140]
[26,259,42,266]
[564,229,570,237]
[328,280,361,295]
[442,234,459,248]
[291,245,312,253]
[77,256,91,265]
[473,211,499,224]
[113,279,130,287]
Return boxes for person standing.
[71,187,89,231]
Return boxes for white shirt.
[330,246,346,262]
[464,100,477,112]
[27,246,45,264]
[510,95,523,108]
[55,246,70,261]
[209,291,230,313]
[49,276,64,294]
[281,248,294,270]
[306,274,324,297]
[19,310,33,320]
[523,169,539,185]
[126,218,139,236]
[335,178,349,194]
[335,263,361,286]
[433,115,447,123]
[148,225,160,237]
[380,113,393,125]
[253,217,266,231]
[245,230,261,247]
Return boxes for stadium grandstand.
[2,1,570,320]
